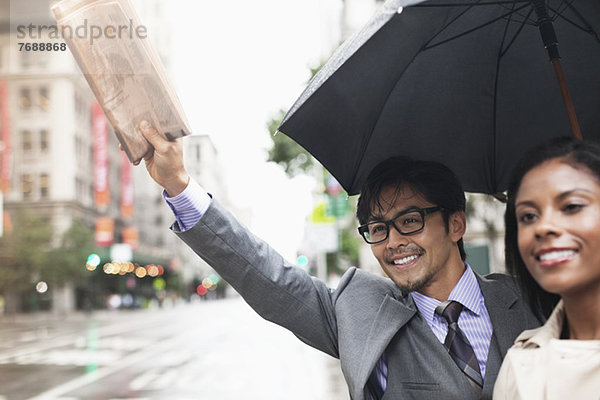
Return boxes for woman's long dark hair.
[505,137,600,320]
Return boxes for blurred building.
[0,0,129,312]
[0,0,230,312]
[131,0,233,298]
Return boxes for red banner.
[0,80,11,194]
[95,216,114,247]
[92,101,109,208]
[120,151,134,218]
[122,226,139,251]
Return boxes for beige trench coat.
[493,300,600,399]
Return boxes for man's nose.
[386,224,409,248]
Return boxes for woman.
[493,137,600,399]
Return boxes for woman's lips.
[535,248,577,268]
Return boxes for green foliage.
[0,212,94,297]
[266,61,327,178]
[45,219,94,286]
[340,227,360,265]
[0,208,53,293]
[266,109,314,177]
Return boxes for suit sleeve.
[173,199,340,358]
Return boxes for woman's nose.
[534,211,563,239]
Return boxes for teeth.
[538,250,576,261]
[393,255,419,265]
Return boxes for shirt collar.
[411,264,484,324]
[517,300,565,347]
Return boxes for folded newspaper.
[52,0,191,164]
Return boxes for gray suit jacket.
[175,200,541,400]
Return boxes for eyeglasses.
[358,206,443,244]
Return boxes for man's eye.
[370,224,386,233]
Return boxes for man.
[136,121,540,399]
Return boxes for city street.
[0,298,349,400]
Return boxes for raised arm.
[133,121,340,358]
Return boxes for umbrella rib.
[493,2,531,192]
[423,2,531,50]
[499,7,534,58]
[492,2,515,192]
[549,2,600,40]
[414,1,530,7]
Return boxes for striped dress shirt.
[372,264,493,392]
[163,177,211,231]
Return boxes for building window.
[38,87,50,110]
[22,174,33,199]
[22,130,32,152]
[40,129,49,152]
[40,173,50,199]
[19,87,31,109]
[20,51,33,68]
[20,50,46,69]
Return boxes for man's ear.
[449,211,466,243]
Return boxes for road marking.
[151,369,179,390]
[128,370,160,391]
[27,327,191,400]
[0,311,177,364]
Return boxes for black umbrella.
[278,0,600,195]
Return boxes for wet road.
[0,298,349,400]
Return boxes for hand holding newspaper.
[52,0,191,164]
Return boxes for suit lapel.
[477,275,524,356]
[356,293,417,399]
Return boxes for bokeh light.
[103,263,115,274]
[196,285,207,296]
[147,265,159,277]
[86,253,101,271]
[35,281,48,293]
[135,266,147,278]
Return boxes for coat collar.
[355,291,417,400]
[354,273,527,399]
[476,274,524,355]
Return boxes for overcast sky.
[167,0,342,260]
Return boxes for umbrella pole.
[532,0,583,140]
[551,60,583,140]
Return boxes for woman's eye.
[518,213,537,224]
[563,203,584,213]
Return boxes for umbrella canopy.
[278,0,600,195]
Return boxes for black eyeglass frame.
[357,206,443,244]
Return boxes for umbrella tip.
[273,129,280,137]
[492,192,507,203]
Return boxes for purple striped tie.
[435,300,483,389]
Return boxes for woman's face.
[515,158,600,298]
